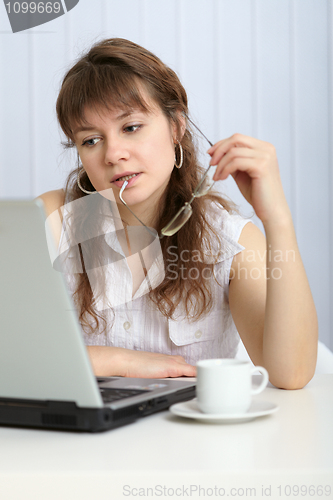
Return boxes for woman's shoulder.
[199,198,250,264]
[35,189,65,248]
[204,198,251,238]
[36,189,65,218]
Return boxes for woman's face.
[74,94,179,223]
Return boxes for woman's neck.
[116,186,166,231]
[117,201,157,229]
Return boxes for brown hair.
[56,38,237,333]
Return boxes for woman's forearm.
[262,211,318,389]
[87,346,197,378]
[87,346,125,376]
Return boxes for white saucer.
[169,399,279,424]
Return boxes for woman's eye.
[124,124,141,133]
[82,137,101,147]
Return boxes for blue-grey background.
[0,0,332,350]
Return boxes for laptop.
[0,200,196,432]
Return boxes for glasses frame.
[119,113,215,240]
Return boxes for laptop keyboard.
[99,387,149,404]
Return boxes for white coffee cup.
[196,359,269,415]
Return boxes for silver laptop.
[0,200,195,432]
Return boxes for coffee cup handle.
[251,366,269,395]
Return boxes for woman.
[38,38,318,388]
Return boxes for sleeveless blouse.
[54,195,251,364]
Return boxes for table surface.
[1,374,332,500]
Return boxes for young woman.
[38,38,318,388]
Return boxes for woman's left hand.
[208,134,290,226]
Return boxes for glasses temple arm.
[183,112,213,148]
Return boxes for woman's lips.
[111,172,142,188]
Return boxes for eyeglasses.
[119,113,216,239]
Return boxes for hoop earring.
[174,140,183,169]
[77,167,95,194]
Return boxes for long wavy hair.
[56,38,237,334]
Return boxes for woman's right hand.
[87,346,196,378]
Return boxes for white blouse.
[55,195,252,365]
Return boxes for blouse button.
[194,330,202,339]
[123,321,131,331]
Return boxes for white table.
[0,374,332,500]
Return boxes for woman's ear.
[179,111,186,140]
[173,110,186,143]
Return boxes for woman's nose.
[104,137,130,165]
